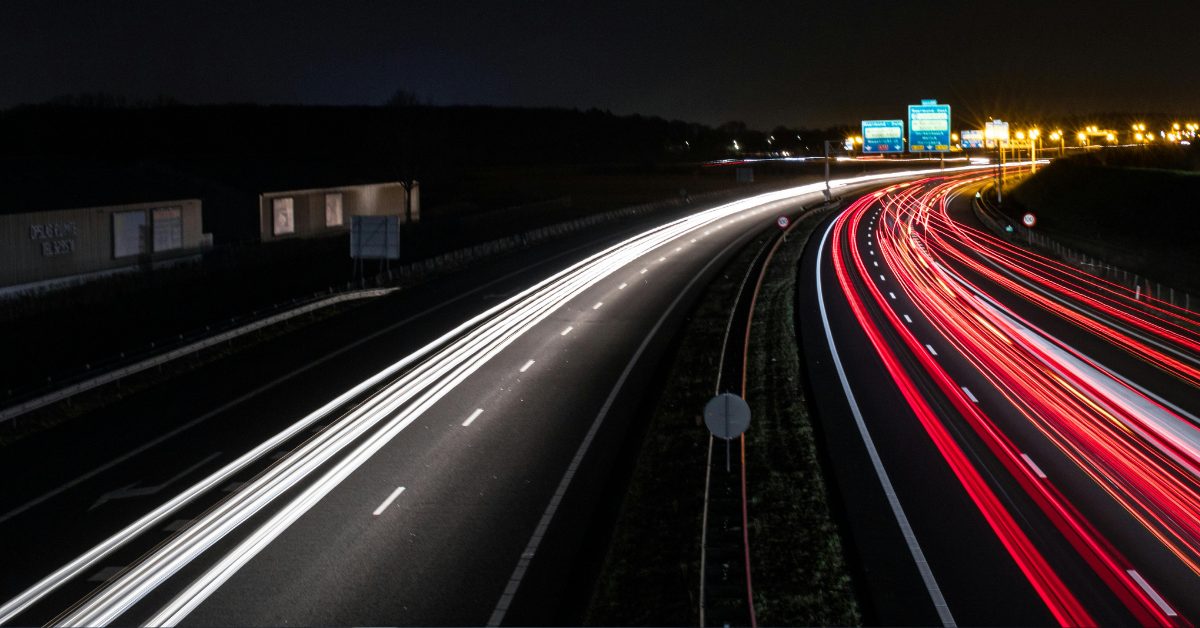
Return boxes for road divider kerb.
[0,288,397,426]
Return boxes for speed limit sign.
[1022,213,1036,228]
[776,216,790,229]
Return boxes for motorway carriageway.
[804,173,1199,626]
[0,165,996,627]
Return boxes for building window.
[272,197,294,236]
[152,207,183,251]
[113,210,148,258]
[325,193,343,227]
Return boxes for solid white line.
[618,283,627,290]
[0,240,599,529]
[560,326,573,336]
[961,386,978,403]
[1020,453,1046,479]
[372,487,406,516]
[462,408,484,427]
[816,218,955,624]
[1126,569,1177,616]
[925,344,938,356]
[593,302,603,310]
[814,220,955,627]
[519,360,535,373]
[903,314,913,323]
[488,214,767,627]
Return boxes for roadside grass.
[585,204,859,625]
[584,230,770,625]
[743,208,859,625]
[1007,156,1200,294]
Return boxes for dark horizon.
[2,0,1197,130]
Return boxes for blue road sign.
[908,102,952,152]
[961,129,985,149]
[862,120,905,153]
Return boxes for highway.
[801,173,1200,625]
[0,167,972,627]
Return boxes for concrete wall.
[258,181,418,242]
[0,199,203,288]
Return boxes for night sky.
[3,0,1197,129]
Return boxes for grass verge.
[743,209,859,625]
[584,204,859,625]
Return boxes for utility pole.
[824,140,833,201]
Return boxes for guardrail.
[2,187,753,426]
[972,189,1195,312]
[0,288,395,426]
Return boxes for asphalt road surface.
[0,166,973,627]
[801,172,1199,626]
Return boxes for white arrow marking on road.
[90,453,220,511]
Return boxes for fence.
[972,189,1195,312]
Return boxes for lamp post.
[1029,128,1040,173]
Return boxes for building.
[257,181,419,242]
[0,199,205,293]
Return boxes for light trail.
[2,165,1002,627]
[826,173,1198,624]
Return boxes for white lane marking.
[869,250,875,255]
[874,261,879,267]
[675,247,682,252]
[659,257,666,262]
[519,360,536,373]
[879,275,887,282]
[372,486,406,516]
[163,519,192,533]
[640,268,648,274]
[0,235,604,529]
[1126,569,1177,616]
[925,344,938,356]
[593,302,603,310]
[462,408,484,427]
[25,168,995,627]
[1020,453,1047,479]
[903,314,913,323]
[690,239,696,243]
[88,567,125,583]
[961,386,978,403]
[560,326,573,336]
[813,220,955,627]
[618,283,627,290]
[488,222,761,627]
[888,291,897,300]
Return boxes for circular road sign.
[1022,212,1037,228]
[704,393,751,440]
[776,216,790,229]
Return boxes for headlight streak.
[857,176,1196,623]
[0,165,1002,628]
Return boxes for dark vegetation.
[586,206,858,625]
[1006,144,1200,293]
[0,101,894,400]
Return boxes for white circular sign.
[704,393,751,440]
[776,216,790,229]
[1022,213,1036,228]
